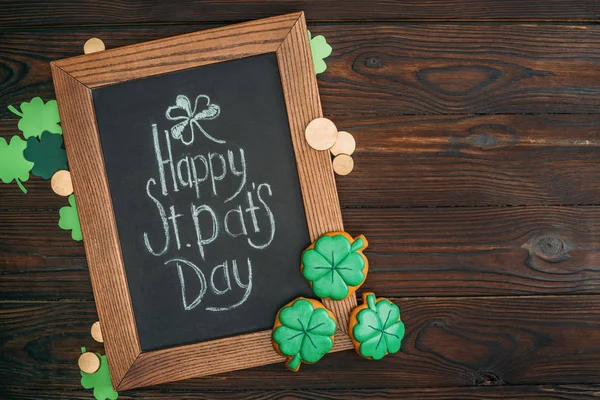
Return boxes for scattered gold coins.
[51,170,73,196]
[305,118,357,176]
[332,154,354,176]
[84,38,105,54]
[78,351,100,374]
[305,118,338,151]
[329,131,356,156]
[91,321,104,343]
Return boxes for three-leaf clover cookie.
[301,232,369,300]
[349,292,405,360]
[272,297,337,372]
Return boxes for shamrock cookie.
[301,232,368,300]
[272,297,337,372]
[348,292,405,360]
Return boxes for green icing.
[272,298,336,371]
[302,234,367,300]
[353,293,405,360]
[23,131,68,179]
[0,135,33,193]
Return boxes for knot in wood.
[364,57,382,68]
[537,236,565,258]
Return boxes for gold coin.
[84,38,105,54]
[332,154,354,176]
[78,352,100,374]
[330,131,356,156]
[91,321,103,343]
[305,118,338,151]
[51,170,73,197]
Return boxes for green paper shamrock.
[0,135,33,193]
[59,194,82,241]
[301,232,369,300]
[23,131,68,179]
[350,292,405,360]
[272,298,337,372]
[8,97,62,138]
[308,30,332,74]
[80,347,119,400]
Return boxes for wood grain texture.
[51,65,140,386]
[51,12,354,390]
[0,0,599,26]
[52,14,298,88]
[3,205,600,299]
[2,297,600,390]
[3,385,600,399]
[4,23,600,118]
[3,114,600,209]
[276,13,356,325]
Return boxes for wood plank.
[0,0,598,26]
[3,114,600,209]
[2,24,600,118]
[2,297,600,390]
[3,385,600,399]
[2,206,600,300]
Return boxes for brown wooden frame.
[51,12,356,390]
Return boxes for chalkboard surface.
[93,53,314,351]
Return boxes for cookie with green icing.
[348,292,405,360]
[272,297,337,372]
[301,231,368,300]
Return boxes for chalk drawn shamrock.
[301,232,369,300]
[272,298,337,372]
[165,94,222,145]
[349,292,405,360]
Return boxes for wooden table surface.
[2,1,600,399]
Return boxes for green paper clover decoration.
[80,347,119,400]
[308,30,332,74]
[24,131,68,179]
[301,232,369,300]
[349,292,405,360]
[272,298,337,372]
[8,97,62,138]
[59,194,82,241]
[0,135,33,193]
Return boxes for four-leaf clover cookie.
[348,292,405,360]
[272,297,337,372]
[301,232,369,300]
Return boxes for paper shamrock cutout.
[23,131,68,179]
[0,135,34,193]
[59,194,82,241]
[301,232,369,300]
[272,298,337,372]
[308,30,332,74]
[349,292,405,360]
[8,97,62,138]
[80,347,119,400]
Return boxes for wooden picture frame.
[51,12,356,390]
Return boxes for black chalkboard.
[92,53,314,351]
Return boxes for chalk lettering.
[143,178,169,256]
